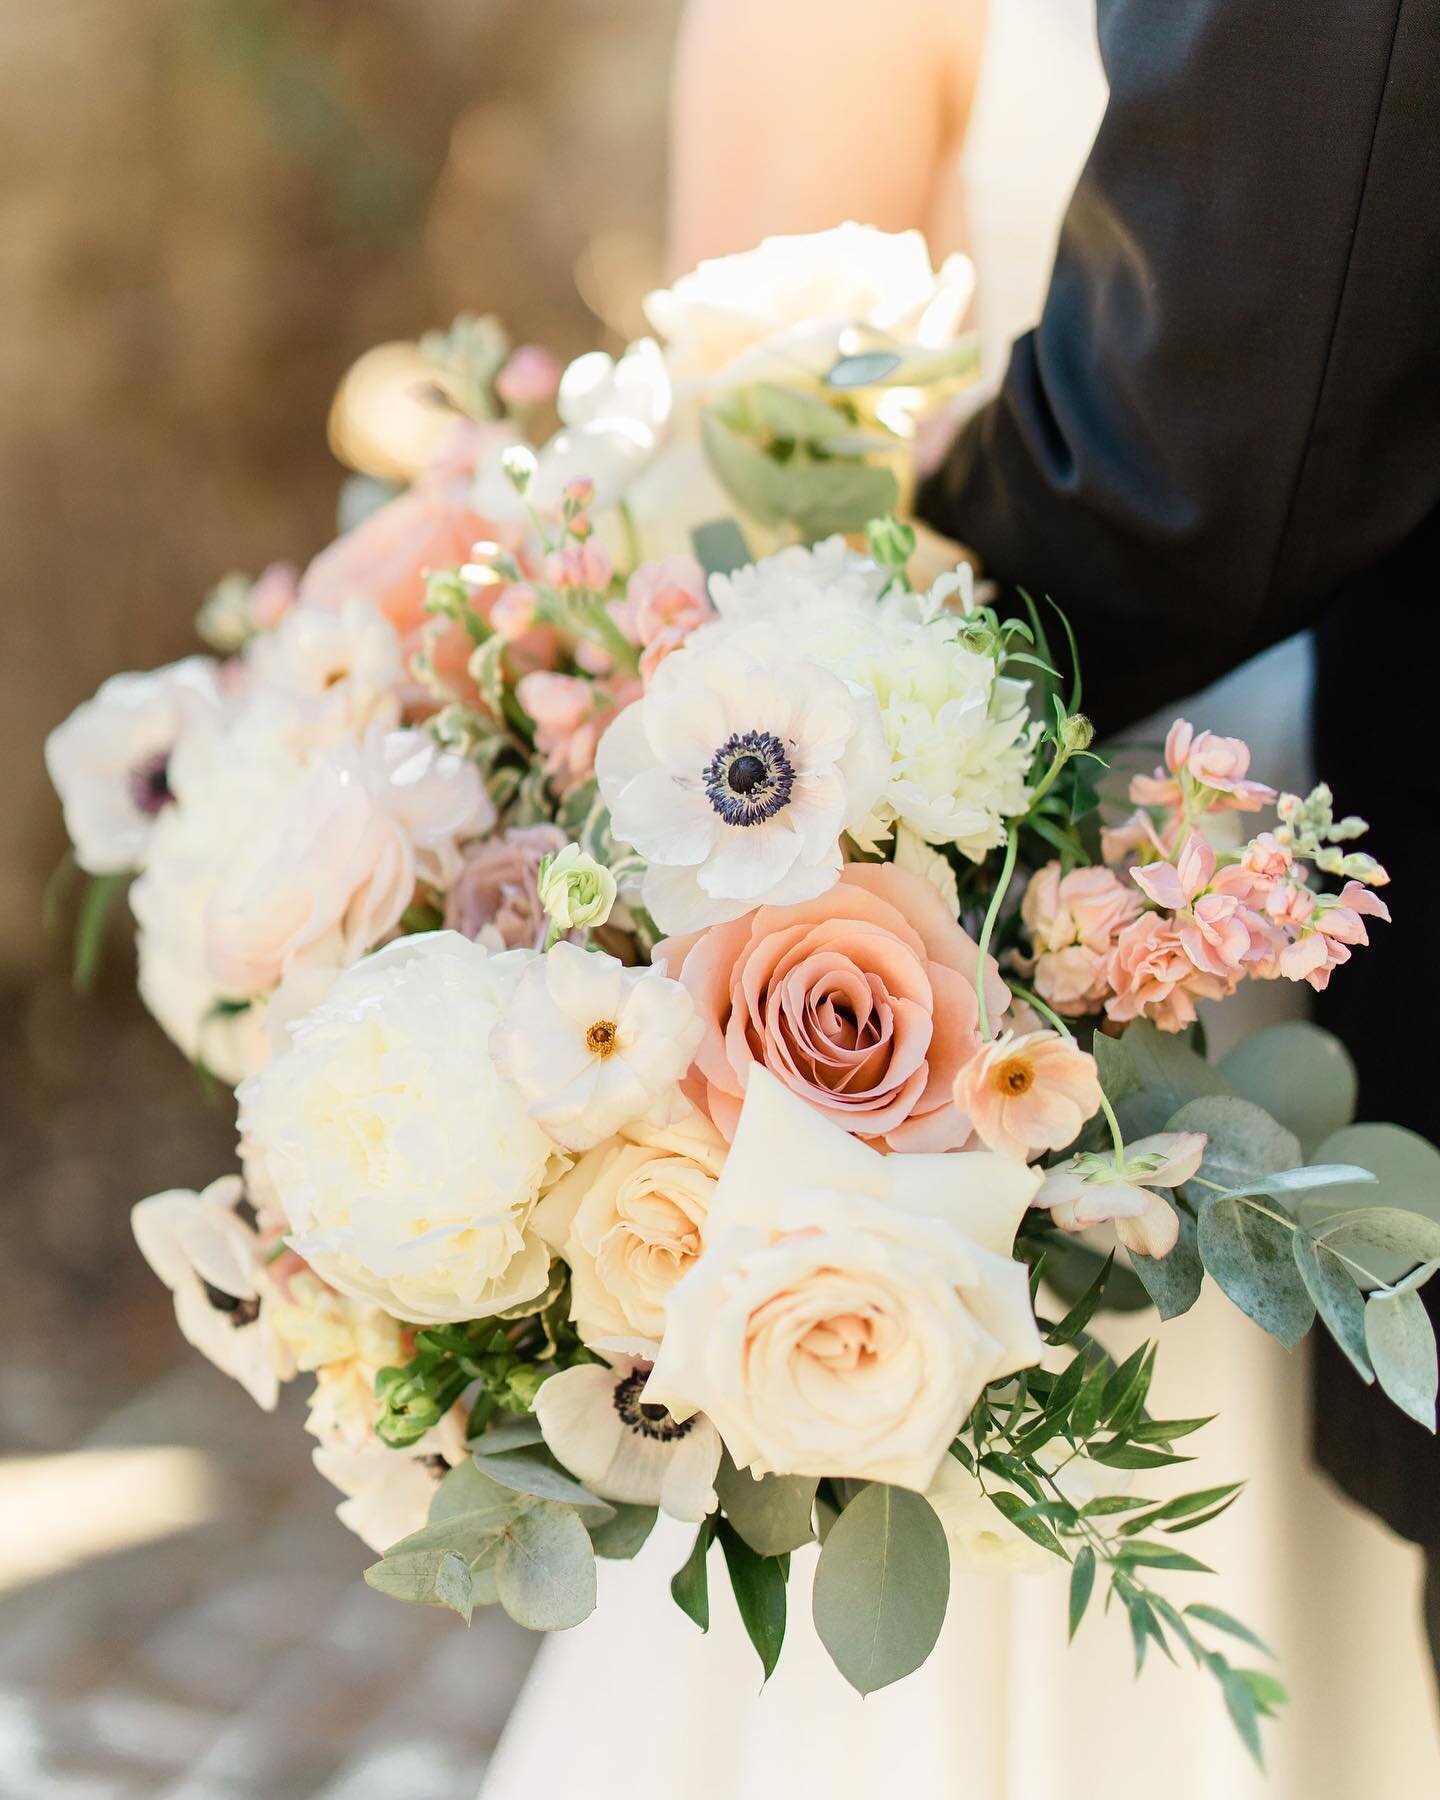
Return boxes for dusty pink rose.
[1020,863,1141,1017]
[1103,913,1227,1033]
[954,1031,1101,1162]
[443,824,567,950]
[656,861,1009,1152]
[495,345,563,411]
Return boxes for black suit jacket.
[921,0,1440,1545]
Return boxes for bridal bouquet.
[46,228,1440,1763]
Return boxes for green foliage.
[73,871,126,994]
[1130,1201,1205,1320]
[493,1501,597,1631]
[1301,1123,1440,1284]
[1365,1283,1439,1430]
[588,1504,658,1562]
[670,1519,715,1633]
[1197,1190,1315,1349]
[699,398,900,543]
[718,1522,788,1682]
[811,1484,950,1696]
[690,518,754,580]
[1217,1022,1357,1155]
[714,1454,817,1556]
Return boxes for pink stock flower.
[1102,808,1174,866]
[518,671,642,793]
[1179,893,1272,981]
[627,556,716,683]
[954,1031,1102,1163]
[544,541,614,592]
[1281,882,1392,991]
[489,584,539,641]
[517,671,594,738]
[1020,864,1142,1018]
[1131,720,1275,814]
[1129,832,1215,911]
[1103,913,1227,1032]
[495,345,563,411]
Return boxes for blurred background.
[1,3,675,1792]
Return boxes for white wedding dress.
[482,5,1440,1794]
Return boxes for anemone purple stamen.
[128,749,174,817]
[701,729,795,827]
[612,1369,693,1442]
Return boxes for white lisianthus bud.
[537,845,618,938]
[501,444,538,494]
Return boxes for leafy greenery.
[811,1483,949,1696]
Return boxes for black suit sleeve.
[919,0,1440,735]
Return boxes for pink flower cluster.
[1022,721,1392,1032]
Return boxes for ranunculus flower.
[444,824,566,951]
[45,657,223,873]
[132,1176,295,1409]
[204,729,493,1000]
[535,844,617,936]
[532,1109,726,1342]
[657,861,1008,1152]
[237,933,559,1324]
[644,1069,1043,1490]
[954,1031,1102,1162]
[491,942,703,1153]
[595,632,888,934]
[1039,1132,1207,1259]
[534,1350,721,1522]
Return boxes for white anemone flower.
[237,933,559,1324]
[491,942,703,1152]
[45,657,223,873]
[595,634,888,934]
[313,1408,468,1553]
[1038,1133,1208,1259]
[533,1349,721,1522]
[132,1176,294,1410]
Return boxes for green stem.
[975,825,1020,1042]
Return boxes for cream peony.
[237,933,559,1324]
[644,1069,1043,1489]
[204,728,492,1000]
[705,539,1035,857]
[45,657,223,874]
[532,1108,726,1341]
[595,629,888,934]
[490,942,703,1152]
[132,1176,295,1410]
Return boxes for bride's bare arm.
[667,0,985,273]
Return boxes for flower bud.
[537,844,618,935]
[501,444,539,494]
[1060,713,1095,754]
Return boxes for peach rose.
[656,861,1008,1152]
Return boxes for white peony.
[131,1176,295,1410]
[644,223,975,390]
[491,942,703,1152]
[203,727,492,999]
[45,657,223,873]
[706,540,1035,857]
[531,1108,726,1341]
[644,1069,1043,1490]
[237,933,559,1324]
[534,1350,721,1523]
[595,631,888,934]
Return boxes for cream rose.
[532,1109,727,1342]
[644,1069,1043,1490]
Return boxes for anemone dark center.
[702,730,795,827]
[129,750,174,817]
[612,1369,693,1442]
[201,1280,260,1327]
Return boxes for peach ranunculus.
[1019,863,1142,1017]
[443,823,567,950]
[655,861,1009,1153]
[954,1031,1102,1162]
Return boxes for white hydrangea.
[237,933,559,1324]
[705,539,1035,860]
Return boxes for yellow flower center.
[992,1057,1035,1098]
[586,1019,619,1059]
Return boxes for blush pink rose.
[443,824,567,950]
[655,861,1009,1152]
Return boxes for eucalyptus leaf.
[364,1550,474,1623]
[1292,1233,1373,1381]
[472,1418,545,1455]
[825,349,904,388]
[472,1449,614,1519]
[690,518,752,580]
[715,1455,817,1556]
[1301,1124,1440,1285]
[587,1503,658,1561]
[1197,1191,1314,1348]
[1218,1022,1357,1154]
[1365,1287,1439,1430]
[1221,1165,1377,1200]
[1169,1095,1302,1195]
[429,1461,526,1532]
[718,1523,788,1682]
[1115,1022,1230,1137]
[811,1485,949,1696]
[743,381,851,444]
[494,1500,598,1631]
[700,408,899,541]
